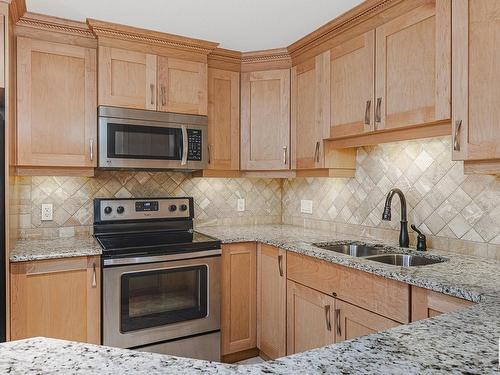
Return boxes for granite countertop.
[9,236,102,262]
[3,224,500,373]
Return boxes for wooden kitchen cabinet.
[241,69,290,170]
[411,286,474,322]
[157,56,207,115]
[17,37,97,169]
[207,68,240,171]
[10,256,100,344]
[98,46,157,110]
[286,280,335,355]
[452,0,500,174]
[374,0,450,131]
[221,243,257,356]
[257,244,286,359]
[335,300,400,343]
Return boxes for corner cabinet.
[241,69,290,171]
[452,0,500,174]
[10,256,101,344]
[16,37,97,170]
[411,286,473,321]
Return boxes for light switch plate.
[300,200,313,214]
[237,198,245,212]
[41,203,53,221]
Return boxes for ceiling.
[26,0,364,51]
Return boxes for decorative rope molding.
[241,48,291,64]
[17,13,95,38]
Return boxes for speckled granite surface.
[3,224,500,374]
[9,237,102,262]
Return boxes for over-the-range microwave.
[98,106,208,171]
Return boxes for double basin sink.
[313,243,446,267]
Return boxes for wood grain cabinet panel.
[158,57,207,115]
[241,69,290,171]
[17,37,97,168]
[374,0,451,131]
[207,68,239,170]
[98,46,156,110]
[452,0,500,166]
[10,256,100,344]
[221,243,257,355]
[335,300,400,343]
[0,15,4,88]
[286,280,335,355]
[257,244,286,359]
[411,286,474,321]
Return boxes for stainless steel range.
[94,197,221,361]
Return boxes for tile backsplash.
[10,171,282,240]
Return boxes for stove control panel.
[95,198,192,222]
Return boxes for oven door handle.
[103,249,222,266]
[181,125,188,166]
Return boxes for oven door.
[98,115,207,170]
[103,253,220,349]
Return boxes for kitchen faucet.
[382,188,409,248]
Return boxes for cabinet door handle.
[283,146,287,165]
[92,263,97,288]
[89,139,94,161]
[335,308,341,337]
[375,97,382,124]
[364,100,371,125]
[150,84,155,105]
[453,120,462,151]
[325,305,332,331]
[314,141,320,163]
[278,254,284,276]
[161,85,166,106]
[207,144,211,164]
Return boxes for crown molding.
[16,12,94,38]
[87,18,219,55]
[241,47,291,72]
[7,0,26,23]
[208,47,242,71]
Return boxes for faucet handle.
[411,224,427,251]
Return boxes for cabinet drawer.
[287,252,410,323]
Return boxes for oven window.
[120,265,208,332]
[107,123,183,160]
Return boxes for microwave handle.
[181,125,188,166]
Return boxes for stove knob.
[179,204,188,211]
[104,206,112,214]
[117,206,125,214]
[169,204,177,212]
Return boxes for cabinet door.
[286,280,335,355]
[330,30,375,138]
[335,300,400,343]
[291,52,329,169]
[17,38,97,167]
[207,68,240,170]
[452,0,500,161]
[375,0,450,130]
[241,69,290,170]
[10,256,100,344]
[0,15,4,88]
[257,244,286,359]
[98,46,156,110]
[158,57,208,115]
[411,287,473,322]
[221,243,257,355]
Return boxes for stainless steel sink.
[365,253,446,267]
[314,243,387,257]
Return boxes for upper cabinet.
[158,57,207,115]
[241,69,290,171]
[452,0,500,174]
[98,46,156,110]
[16,37,97,170]
[207,68,240,171]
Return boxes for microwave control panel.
[187,129,202,161]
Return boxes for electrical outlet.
[41,203,53,221]
[237,198,245,212]
[300,200,313,214]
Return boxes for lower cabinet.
[221,243,257,356]
[335,300,400,342]
[257,244,286,359]
[411,286,474,321]
[10,256,100,344]
[286,280,335,355]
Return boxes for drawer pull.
[335,308,341,336]
[325,305,332,331]
[91,263,97,288]
[278,254,284,277]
